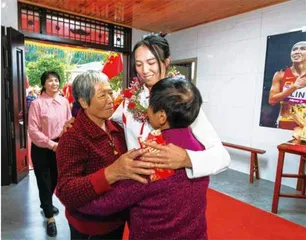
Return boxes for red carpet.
[123,188,305,239]
[206,189,305,239]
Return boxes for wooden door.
[1,26,13,185]
[6,27,29,183]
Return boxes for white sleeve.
[111,101,124,128]
[185,108,231,178]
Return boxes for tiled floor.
[1,171,69,240]
[1,169,305,239]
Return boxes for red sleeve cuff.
[90,168,112,195]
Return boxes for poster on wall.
[259,31,306,130]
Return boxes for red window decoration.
[46,13,109,45]
[21,9,40,33]
[19,2,131,51]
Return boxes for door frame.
[171,57,198,85]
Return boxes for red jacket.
[78,128,209,240]
[56,109,127,235]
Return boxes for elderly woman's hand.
[140,142,192,170]
[59,117,75,137]
[105,148,156,184]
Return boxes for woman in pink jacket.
[28,71,71,237]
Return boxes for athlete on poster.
[260,31,306,130]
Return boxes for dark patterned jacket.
[56,109,127,235]
[78,128,209,240]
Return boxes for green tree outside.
[25,42,121,94]
[26,55,66,88]
[109,72,123,92]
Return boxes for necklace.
[108,136,118,155]
[104,126,119,155]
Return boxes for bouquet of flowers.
[291,104,306,141]
[123,77,148,123]
[167,66,184,78]
[117,69,184,122]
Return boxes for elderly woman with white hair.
[56,70,153,240]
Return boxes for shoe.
[46,221,57,237]
[52,206,59,215]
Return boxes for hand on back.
[59,117,75,137]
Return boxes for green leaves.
[25,42,109,89]
[26,55,66,88]
[109,71,123,91]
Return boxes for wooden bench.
[222,142,266,183]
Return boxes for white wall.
[132,29,149,50]
[165,0,306,188]
[1,0,18,29]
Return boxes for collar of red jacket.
[76,109,121,139]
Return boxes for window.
[18,2,131,53]
[20,7,40,33]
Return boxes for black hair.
[40,71,60,93]
[149,77,203,128]
[132,33,171,76]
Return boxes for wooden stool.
[222,142,266,183]
[296,156,306,194]
[271,140,306,214]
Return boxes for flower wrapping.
[139,130,174,182]
[113,94,123,111]
[123,77,148,123]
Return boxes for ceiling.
[19,0,288,33]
